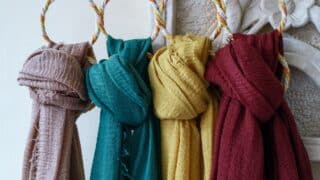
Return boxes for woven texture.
[287,23,320,49]
[86,36,161,180]
[148,35,218,180]
[18,42,93,180]
[176,1,216,36]
[286,67,320,137]
[205,31,313,180]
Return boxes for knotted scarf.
[85,36,161,180]
[148,35,218,180]
[18,42,94,180]
[205,31,313,180]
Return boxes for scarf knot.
[149,35,216,180]
[206,31,285,123]
[19,42,92,111]
[149,35,211,120]
[86,37,152,127]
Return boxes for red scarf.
[205,31,313,180]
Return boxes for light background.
[0,0,152,179]
[0,0,319,179]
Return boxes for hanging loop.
[40,0,103,45]
[89,0,168,41]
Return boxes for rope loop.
[89,0,169,41]
[40,0,105,45]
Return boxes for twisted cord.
[278,0,290,91]
[278,54,290,91]
[89,0,110,44]
[40,0,55,44]
[40,0,105,45]
[149,0,170,40]
[210,0,232,41]
[278,0,288,33]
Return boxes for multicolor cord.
[40,0,54,44]
[40,0,107,45]
[210,0,232,41]
[277,0,290,91]
[89,0,168,41]
[149,0,170,40]
[278,54,290,92]
[210,0,290,91]
[89,0,109,44]
[278,0,288,33]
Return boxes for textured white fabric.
[310,5,320,32]
[235,0,320,34]
[263,0,316,30]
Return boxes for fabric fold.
[86,36,161,180]
[18,42,93,180]
[205,30,313,180]
[148,35,218,180]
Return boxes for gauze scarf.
[18,42,94,180]
[148,35,218,180]
[86,36,161,180]
[205,31,313,180]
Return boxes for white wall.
[0,0,151,179]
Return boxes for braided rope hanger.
[149,0,170,40]
[210,0,291,92]
[89,0,169,60]
[89,0,109,44]
[40,0,109,45]
[88,0,109,40]
[210,0,232,41]
[87,0,169,41]
[277,0,290,91]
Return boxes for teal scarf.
[86,36,161,180]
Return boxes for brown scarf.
[18,43,94,180]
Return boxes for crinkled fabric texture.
[205,31,313,180]
[148,35,218,180]
[18,42,93,180]
[86,36,161,180]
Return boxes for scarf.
[205,31,313,180]
[18,42,94,180]
[148,35,218,180]
[85,36,161,180]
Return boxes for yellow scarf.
[148,35,218,180]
